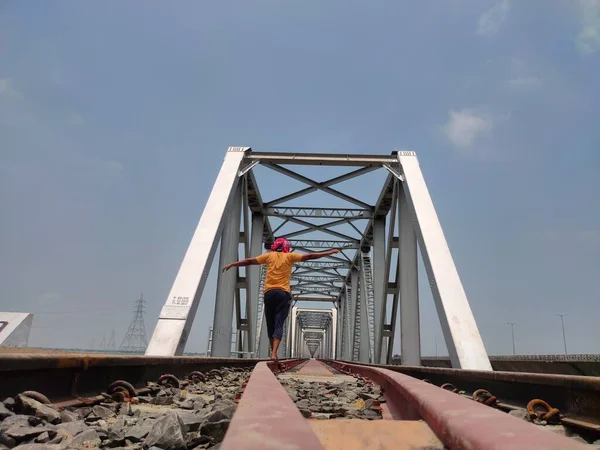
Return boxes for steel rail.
[323,360,591,450]
[221,360,324,449]
[345,360,600,430]
[0,353,262,401]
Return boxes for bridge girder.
[145,147,492,371]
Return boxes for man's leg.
[271,337,281,359]
[271,291,292,359]
[263,291,276,358]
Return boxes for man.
[222,237,340,360]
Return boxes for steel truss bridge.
[146,147,491,371]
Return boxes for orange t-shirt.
[255,251,303,293]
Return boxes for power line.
[29,309,116,316]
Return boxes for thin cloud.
[508,76,542,88]
[442,108,495,151]
[36,293,61,302]
[0,78,21,97]
[0,80,123,183]
[477,0,510,36]
[66,112,85,126]
[576,0,600,54]
[532,229,600,247]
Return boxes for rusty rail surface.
[323,360,592,450]
[0,353,274,401]
[221,360,324,450]
[338,360,600,431]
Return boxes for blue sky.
[1,1,598,356]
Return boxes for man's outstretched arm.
[222,257,260,272]
[300,249,340,262]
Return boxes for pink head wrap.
[271,237,291,253]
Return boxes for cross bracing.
[293,296,343,302]
[146,147,492,371]
[291,275,345,282]
[295,261,351,269]
[292,288,338,296]
[266,207,372,219]
[288,240,359,250]
[298,312,332,329]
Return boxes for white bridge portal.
[145,148,492,371]
[0,312,33,348]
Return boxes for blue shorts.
[264,289,292,340]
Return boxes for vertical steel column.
[146,147,249,356]
[358,264,371,363]
[337,300,344,359]
[372,219,386,364]
[343,295,349,358]
[330,307,338,359]
[349,269,359,360]
[246,213,264,356]
[397,152,491,370]
[344,286,353,360]
[258,314,270,357]
[280,314,288,358]
[241,177,251,356]
[290,307,298,358]
[331,322,335,359]
[386,250,401,364]
[399,182,421,365]
[380,180,399,364]
[329,326,333,358]
[285,312,292,358]
[211,183,243,357]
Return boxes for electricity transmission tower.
[120,294,148,352]
[107,329,116,350]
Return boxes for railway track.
[1,353,599,449]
